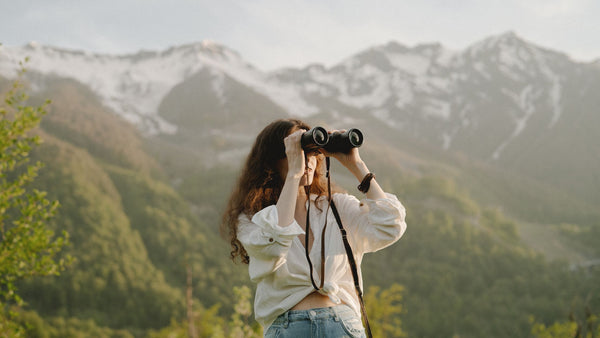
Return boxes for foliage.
[18,138,183,330]
[0,307,24,338]
[103,164,249,315]
[0,65,71,335]
[148,285,262,338]
[365,284,406,338]
[531,309,600,338]
[531,318,578,338]
[9,307,134,338]
[227,286,261,338]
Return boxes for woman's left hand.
[320,130,363,168]
[323,129,387,199]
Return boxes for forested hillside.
[4,79,248,336]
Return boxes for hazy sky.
[1,0,599,71]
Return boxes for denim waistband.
[271,305,354,327]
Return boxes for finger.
[285,129,302,140]
[285,130,304,145]
[293,129,306,137]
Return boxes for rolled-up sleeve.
[237,205,305,281]
[334,193,407,254]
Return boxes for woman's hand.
[320,130,363,169]
[325,146,362,168]
[283,129,306,179]
[323,129,387,199]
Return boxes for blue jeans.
[264,305,366,337]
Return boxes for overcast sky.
[1,0,599,71]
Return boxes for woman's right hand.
[283,129,306,179]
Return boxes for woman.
[222,119,407,337]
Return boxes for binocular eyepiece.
[300,127,363,154]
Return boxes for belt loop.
[332,306,340,322]
[283,310,289,328]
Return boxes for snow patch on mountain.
[338,65,391,108]
[493,85,538,159]
[392,76,414,109]
[209,68,226,105]
[531,48,562,128]
[386,52,431,75]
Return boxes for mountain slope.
[6,79,248,332]
[23,133,182,329]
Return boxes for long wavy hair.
[221,118,333,264]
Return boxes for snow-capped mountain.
[270,32,583,158]
[1,32,599,203]
[0,40,317,135]
[0,33,591,149]
[262,32,600,205]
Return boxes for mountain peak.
[464,31,532,59]
[478,31,527,48]
[382,41,410,53]
[498,30,520,40]
[490,31,528,47]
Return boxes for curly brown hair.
[221,118,333,264]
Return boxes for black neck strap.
[326,157,373,338]
[304,184,320,291]
[302,156,373,338]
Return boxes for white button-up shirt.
[237,192,407,329]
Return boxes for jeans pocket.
[339,315,365,337]
[264,325,280,338]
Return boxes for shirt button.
[268,238,274,242]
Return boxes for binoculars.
[301,127,363,154]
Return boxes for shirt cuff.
[362,193,406,221]
[251,205,305,245]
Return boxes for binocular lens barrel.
[347,129,363,147]
[301,126,329,151]
[324,128,363,153]
[301,127,363,153]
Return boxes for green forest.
[1,72,599,338]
